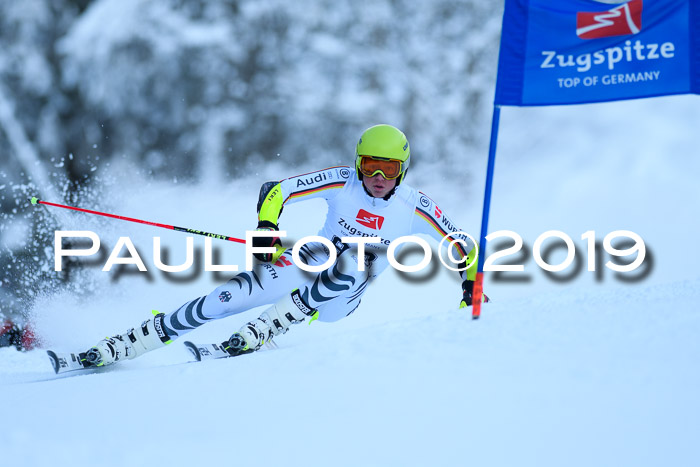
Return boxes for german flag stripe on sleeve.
[280,166,349,182]
[415,207,467,258]
[285,182,345,203]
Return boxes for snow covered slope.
[2,279,699,467]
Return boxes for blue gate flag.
[495,0,700,106]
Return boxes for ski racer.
[85,124,483,366]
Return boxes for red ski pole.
[30,197,246,244]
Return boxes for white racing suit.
[160,166,476,340]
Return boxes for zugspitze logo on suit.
[355,209,384,230]
[577,0,643,40]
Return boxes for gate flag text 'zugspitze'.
[495,0,700,106]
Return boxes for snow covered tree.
[0,0,502,321]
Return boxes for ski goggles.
[358,156,403,180]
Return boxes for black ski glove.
[459,279,490,308]
[252,220,284,262]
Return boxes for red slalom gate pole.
[30,197,246,244]
[472,105,502,319]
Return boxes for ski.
[183,341,235,361]
[46,339,273,374]
[182,340,256,361]
[183,339,277,362]
[46,350,97,374]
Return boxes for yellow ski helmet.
[355,124,410,185]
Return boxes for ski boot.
[85,313,173,367]
[222,291,317,356]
